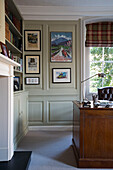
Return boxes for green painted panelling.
[23,20,81,125]
[28,102,43,122]
[49,101,73,121]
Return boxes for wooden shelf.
[14,90,24,94]
[5,14,22,38]
[5,0,23,92]
[14,70,23,74]
[0,54,20,67]
[6,0,22,20]
[5,38,22,54]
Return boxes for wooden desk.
[72,101,113,168]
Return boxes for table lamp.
[81,73,106,106]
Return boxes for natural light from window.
[89,47,113,93]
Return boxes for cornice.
[17,5,113,20]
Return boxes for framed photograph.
[14,76,20,91]
[24,30,41,51]
[51,32,72,62]
[52,68,71,83]
[25,55,40,74]
[25,77,40,85]
[0,42,9,57]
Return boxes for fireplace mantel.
[0,54,20,161]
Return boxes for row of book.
[5,0,21,33]
[5,21,22,51]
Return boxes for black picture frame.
[52,68,71,83]
[25,77,40,85]
[25,55,40,74]
[14,76,20,91]
[24,30,41,51]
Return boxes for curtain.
[85,22,113,47]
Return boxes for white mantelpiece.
[0,54,20,161]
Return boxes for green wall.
[23,20,81,126]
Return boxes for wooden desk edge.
[73,100,113,110]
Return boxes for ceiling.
[13,0,113,20]
[14,0,113,7]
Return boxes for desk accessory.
[81,73,106,106]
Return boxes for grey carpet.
[17,130,111,170]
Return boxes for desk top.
[73,101,113,110]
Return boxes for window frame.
[85,47,92,100]
[81,17,113,102]
[85,47,113,100]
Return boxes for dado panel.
[28,102,43,123]
[28,96,75,125]
[48,101,73,122]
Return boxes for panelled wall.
[23,20,81,126]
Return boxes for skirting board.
[14,127,28,150]
[29,125,79,131]
[0,147,13,161]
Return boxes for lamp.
[81,73,106,83]
[81,73,106,106]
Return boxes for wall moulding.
[16,5,113,20]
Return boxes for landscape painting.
[51,32,72,62]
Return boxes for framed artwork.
[52,68,71,83]
[14,76,20,91]
[25,55,40,74]
[50,32,72,62]
[0,42,9,57]
[24,30,41,51]
[25,77,40,85]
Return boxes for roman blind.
[85,22,113,47]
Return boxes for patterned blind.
[85,22,113,47]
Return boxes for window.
[89,47,113,93]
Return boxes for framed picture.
[25,77,40,85]
[0,42,9,57]
[24,30,41,51]
[25,55,40,74]
[51,32,72,62]
[52,68,71,83]
[14,76,20,91]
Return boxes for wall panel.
[28,102,43,123]
[24,20,80,126]
[48,101,73,122]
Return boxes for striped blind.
[85,22,113,47]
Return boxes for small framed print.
[52,68,71,83]
[24,30,41,51]
[14,76,20,91]
[25,77,40,85]
[25,55,40,74]
[0,41,9,57]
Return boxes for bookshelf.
[5,0,23,91]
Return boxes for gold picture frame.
[24,30,41,51]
